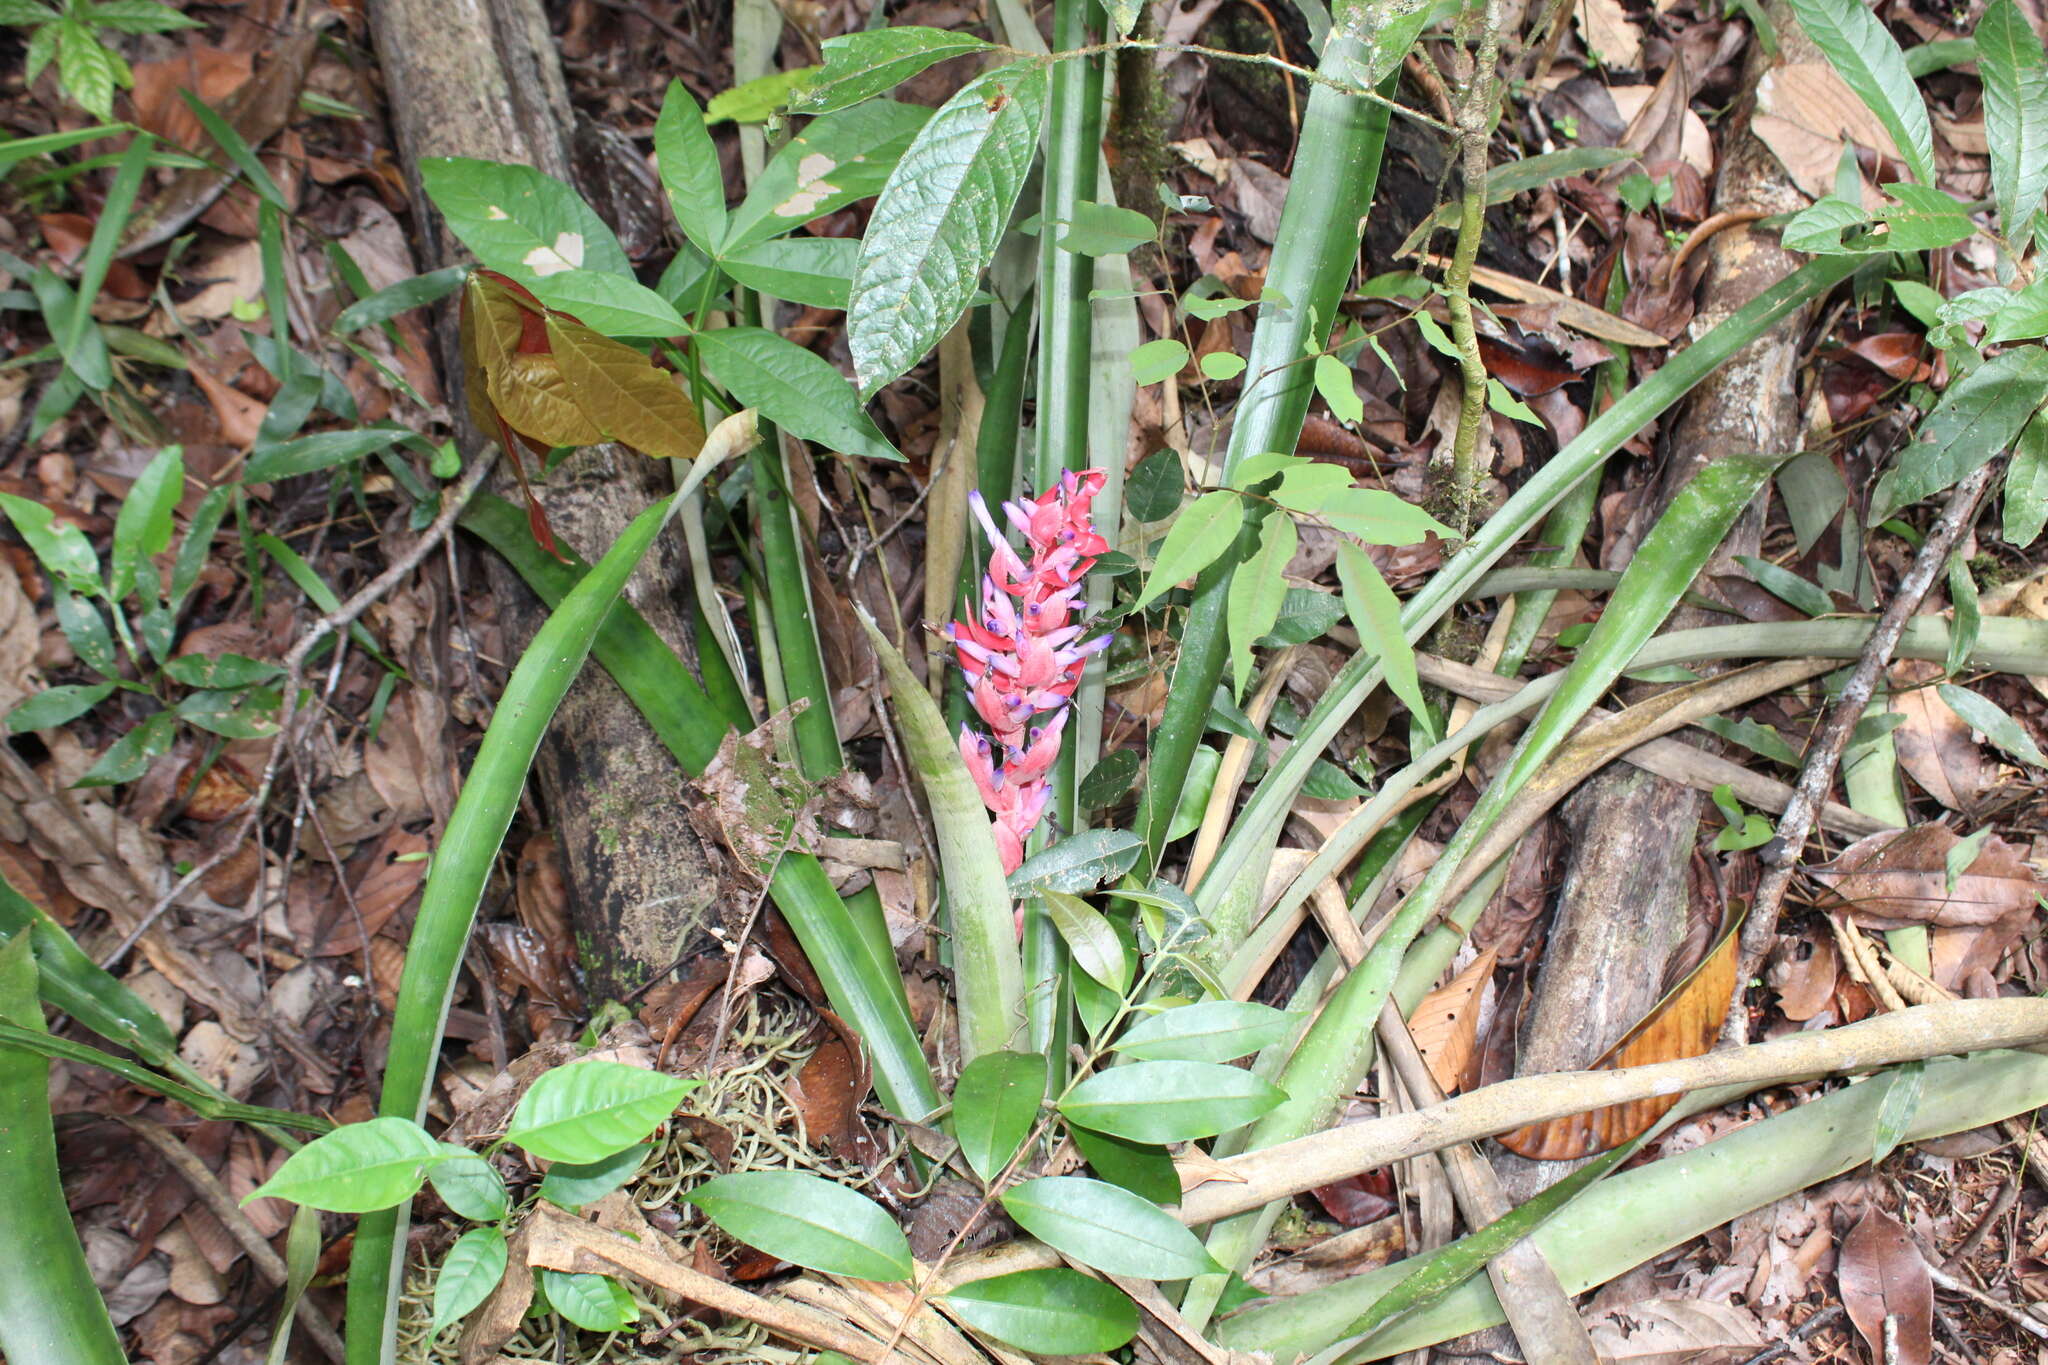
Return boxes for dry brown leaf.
[1768,928,1841,1022]
[1585,1298,1765,1362]
[1409,947,1496,1094]
[1806,824,2043,928]
[1753,63,1899,202]
[1576,0,1643,68]
[0,558,40,718]
[364,688,456,829]
[1497,902,1746,1159]
[1838,1208,1933,1365]
[1890,659,2000,809]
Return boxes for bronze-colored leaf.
[488,351,605,450]
[1837,1208,1933,1365]
[1806,824,2043,928]
[1496,900,1747,1160]
[1409,947,1496,1095]
[545,313,705,461]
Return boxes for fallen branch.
[1177,997,2048,1224]
[1727,462,1997,1039]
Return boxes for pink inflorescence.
[948,470,1113,874]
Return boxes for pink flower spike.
[959,727,1002,806]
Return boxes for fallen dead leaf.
[1837,1208,1933,1365]
[1576,0,1643,69]
[1890,659,2000,810]
[1408,947,1496,1094]
[1807,824,2043,928]
[1585,1297,1765,1361]
[1753,63,1899,203]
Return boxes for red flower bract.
[946,471,1111,876]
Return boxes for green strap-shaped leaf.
[1782,0,1935,185]
[1978,0,2048,242]
[848,61,1047,396]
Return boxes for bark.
[366,0,722,999]
[1488,3,1827,1215]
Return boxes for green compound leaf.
[848,62,1046,396]
[505,1060,694,1165]
[1873,347,2048,521]
[696,326,903,462]
[684,1170,913,1282]
[1133,490,1243,612]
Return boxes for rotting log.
[1486,0,1830,1213]
[365,0,722,1001]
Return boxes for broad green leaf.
[848,62,1046,395]
[791,27,995,115]
[1937,683,2047,766]
[1978,0,2048,242]
[1059,1059,1286,1142]
[953,1050,1048,1184]
[425,1145,508,1222]
[330,265,466,334]
[720,235,858,309]
[54,593,114,676]
[545,314,706,460]
[695,326,902,461]
[707,66,819,124]
[1874,347,2048,520]
[1007,829,1145,896]
[56,19,122,120]
[1125,449,1186,521]
[177,687,281,740]
[0,490,99,595]
[1336,540,1431,740]
[654,80,726,253]
[1779,450,1848,556]
[539,1270,637,1331]
[246,429,405,482]
[108,443,181,603]
[2004,410,2048,547]
[1783,0,1935,184]
[1065,1125,1182,1205]
[1318,487,1455,544]
[84,1,204,32]
[505,1059,694,1164]
[1202,351,1248,381]
[1227,512,1296,695]
[1315,353,1364,423]
[1891,277,1947,328]
[1059,201,1155,256]
[1079,749,1141,809]
[1114,1000,1294,1063]
[1133,490,1243,611]
[684,1171,912,1281]
[727,101,933,252]
[1130,337,1189,384]
[942,1268,1139,1354]
[1257,586,1346,646]
[523,268,690,339]
[77,710,175,787]
[1871,182,1975,250]
[7,683,114,733]
[1042,889,1130,991]
[538,1144,648,1209]
[420,156,631,283]
[246,1117,445,1212]
[431,1227,507,1333]
[1698,715,1803,768]
[1235,452,1356,515]
[1001,1176,1218,1278]
[161,653,281,689]
[1982,277,2048,345]
[1735,554,1833,618]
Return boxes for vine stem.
[1442,0,1505,532]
